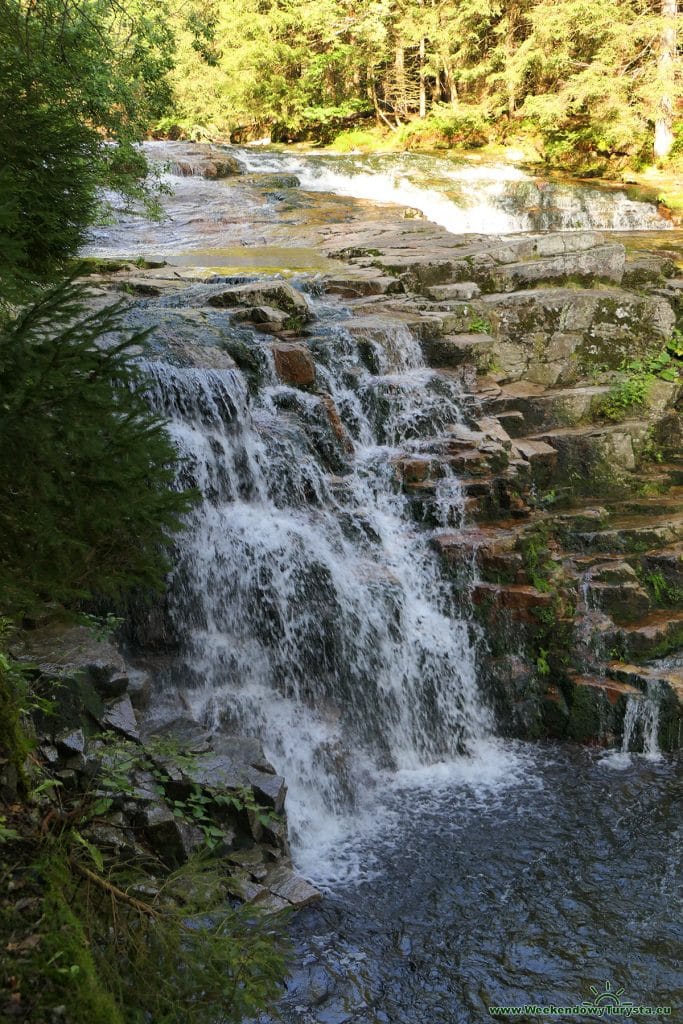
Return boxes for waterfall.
[621,682,663,760]
[140,296,493,875]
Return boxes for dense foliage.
[167,0,681,167]
[0,0,174,299]
[0,280,193,617]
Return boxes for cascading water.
[235,148,671,234]
[620,682,663,759]
[141,292,495,878]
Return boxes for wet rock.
[587,579,651,623]
[208,280,311,320]
[641,545,683,591]
[164,338,238,370]
[235,304,291,328]
[271,342,316,387]
[604,611,683,661]
[126,668,152,710]
[101,695,140,741]
[566,674,641,744]
[263,865,321,908]
[472,582,554,623]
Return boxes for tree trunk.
[653,0,677,161]
[443,59,458,106]
[395,44,406,120]
[419,37,427,117]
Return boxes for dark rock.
[126,669,152,710]
[101,695,139,741]
[12,623,129,697]
[55,728,85,756]
[263,865,321,908]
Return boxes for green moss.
[566,684,602,743]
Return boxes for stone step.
[569,673,642,703]
[487,383,612,433]
[569,511,683,554]
[483,245,625,293]
[583,561,652,623]
[565,673,642,745]
[607,661,683,703]
[426,333,494,369]
[604,611,683,661]
[471,582,554,623]
[527,419,651,477]
[426,281,481,301]
[433,525,528,582]
[606,488,683,517]
[640,543,683,590]
[322,270,404,298]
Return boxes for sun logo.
[588,981,630,1007]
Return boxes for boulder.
[262,865,321,908]
[100,695,140,741]
[271,342,316,387]
[208,281,310,320]
[12,623,128,697]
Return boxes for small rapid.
[235,148,671,234]
[83,142,672,265]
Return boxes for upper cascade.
[234,147,671,234]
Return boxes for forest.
[167,0,682,172]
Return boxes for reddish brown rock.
[271,342,316,387]
[320,394,354,452]
[472,582,554,622]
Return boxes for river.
[87,143,682,1023]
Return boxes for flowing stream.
[92,146,681,1021]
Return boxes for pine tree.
[0,279,194,617]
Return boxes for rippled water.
[265,744,682,1024]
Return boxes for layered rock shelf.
[77,180,683,871]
